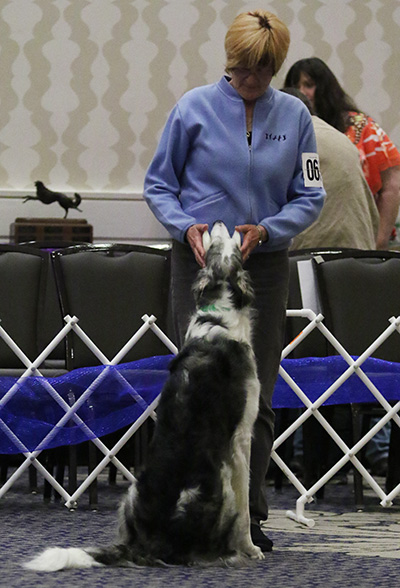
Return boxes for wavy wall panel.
[0,0,399,242]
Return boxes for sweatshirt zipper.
[247,126,254,221]
[243,100,254,222]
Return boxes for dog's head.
[193,222,254,310]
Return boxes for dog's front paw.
[242,543,264,560]
[250,545,265,560]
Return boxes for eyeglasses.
[231,65,273,79]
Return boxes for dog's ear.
[193,269,211,297]
[192,267,221,306]
[228,268,254,309]
[202,230,211,252]
[232,230,241,250]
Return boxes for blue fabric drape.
[1,355,399,453]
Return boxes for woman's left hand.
[235,224,267,261]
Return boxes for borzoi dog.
[24,221,263,570]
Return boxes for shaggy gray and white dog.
[24,221,263,571]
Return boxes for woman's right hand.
[186,224,209,267]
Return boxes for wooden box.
[10,218,93,244]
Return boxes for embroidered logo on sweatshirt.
[265,133,286,141]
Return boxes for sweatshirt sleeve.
[143,105,197,242]
[259,110,326,248]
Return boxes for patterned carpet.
[1,469,400,588]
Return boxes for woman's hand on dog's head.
[235,224,267,261]
[186,224,209,267]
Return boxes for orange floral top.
[345,111,400,196]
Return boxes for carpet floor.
[1,468,400,588]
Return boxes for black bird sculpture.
[24,181,82,218]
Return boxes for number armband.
[302,153,323,188]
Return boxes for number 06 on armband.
[302,153,323,188]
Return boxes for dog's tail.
[23,543,143,572]
[24,547,103,572]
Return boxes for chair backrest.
[285,249,360,358]
[0,245,48,371]
[314,250,400,362]
[285,253,326,358]
[52,244,172,369]
[19,240,88,367]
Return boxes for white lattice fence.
[0,309,399,524]
[273,309,400,526]
[0,313,177,508]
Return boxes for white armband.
[302,153,323,188]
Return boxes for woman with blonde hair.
[144,10,325,551]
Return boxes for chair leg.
[67,442,98,507]
[273,409,291,491]
[108,463,117,485]
[351,404,364,508]
[68,445,77,495]
[43,466,53,502]
[43,448,64,502]
[53,449,67,502]
[29,464,38,493]
[1,457,38,492]
[386,421,400,493]
[88,442,98,509]
[303,415,327,499]
[1,463,8,484]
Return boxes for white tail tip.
[23,547,102,572]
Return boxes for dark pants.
[170,240,289,522]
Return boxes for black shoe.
[250,522,273,552]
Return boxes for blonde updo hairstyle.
[225,10,290,75]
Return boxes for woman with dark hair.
[284,57,357,132]
[285,57,400,249]
[280,86,379,250]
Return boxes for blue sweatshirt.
[144,76,325,250]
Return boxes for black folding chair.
[0,244,67,495]
[52,243,172,369]
[50,244,173,505]
[277,248,371,501]
[314,249,400,500]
